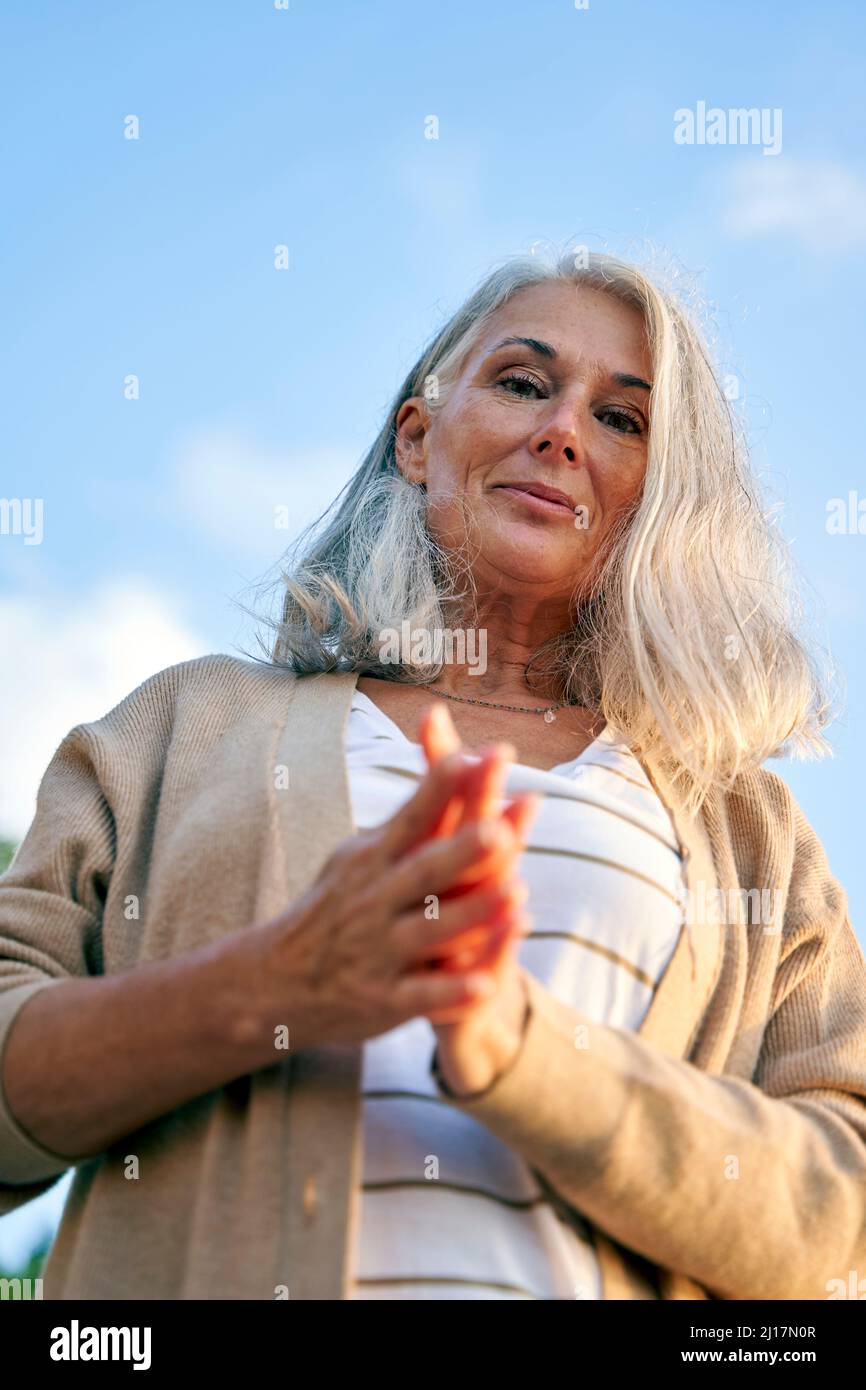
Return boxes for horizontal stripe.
[530,785,681,854]
[360,1178,593,1240]
[526,931,658,989]
[578,759,650,791]
[362,1087,454,1105]
[362,1177,546,1211]
[354,1275,542,1298]
[522,843,681,908]
[356,790,679,908]
[365,761,680,854]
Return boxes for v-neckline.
[351,687,611,776]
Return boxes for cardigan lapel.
[631,750,725,1060]
[274,672,365,1301]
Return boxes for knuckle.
[329,826,378,872]
[353,825,382,858]
[325,837,353,870]
[389,803,421,841]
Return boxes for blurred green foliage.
[0,1238,50,1289]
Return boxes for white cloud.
[170,428,355,561]
[724,160,866,251]
[0,581,206,841]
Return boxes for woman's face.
[395,279,653,603]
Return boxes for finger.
[395,876,529,964]
[377,748,476,861]
[454,906,531,971]
[459,743,514,824]
[420,745,515,847]
[419,702,518,837]
[461,792,541,884]
[387,816,519,914]
[502,791,543,845]
[437,748,536,876]
[418,701,462,764]
[438,814,524,897]
[391,965,497,1022]
[439,792,540,901]
[439,914,530,975]
[405,913,530,1026]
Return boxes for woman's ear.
[394,396,430,486]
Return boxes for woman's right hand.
[255,743,533,1051]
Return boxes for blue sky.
[1,0,865,1264]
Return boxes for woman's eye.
[496,372,547,399]
[494,376,644,433]
[598,407,643,435]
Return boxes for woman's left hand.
[417,702,541,1098]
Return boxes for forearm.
[437,970,866,1300]
[0,918,300,1164]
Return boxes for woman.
[1,249,865,1301]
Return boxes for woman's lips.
[494,485,576,519]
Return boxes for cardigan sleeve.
[0,723,115,1207]
[432,800,866,1301]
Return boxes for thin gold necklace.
[416,684,569,724]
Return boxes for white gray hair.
[244,244,834,812]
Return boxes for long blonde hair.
[247,244,834,813]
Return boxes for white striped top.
[345,688,686,1300]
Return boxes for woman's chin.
[483,538,586,585]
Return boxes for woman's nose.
[528,404,587,465]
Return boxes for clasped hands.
[416,701,542,1099]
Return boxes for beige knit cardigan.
[1,654,865,1300]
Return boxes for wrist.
[205,911,314,1068]
[432,976,532,1100]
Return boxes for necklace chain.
[416,683,569,724]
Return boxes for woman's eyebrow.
[483,336,652,392]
